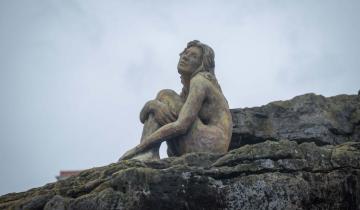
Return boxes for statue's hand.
[153,103,177,126]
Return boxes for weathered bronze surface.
[119,40,232,160]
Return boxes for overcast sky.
[0,0,359,195]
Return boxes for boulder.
[230,93,360,149]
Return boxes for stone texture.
[230,93,360,149]
[1,139,359,210]
[1,93,360,210]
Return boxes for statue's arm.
[140,100,177,125]
[121,76,207,159]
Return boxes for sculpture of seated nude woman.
[119,40,232,161]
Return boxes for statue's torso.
[176,74,232,155]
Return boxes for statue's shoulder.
[196,72,217,85]
[194,71,213,81]
[190,72,211,87]
[194,71,222,93]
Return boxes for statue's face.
[178,46,202,75]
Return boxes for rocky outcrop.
[1,139,359,210]
[230,93,360,149]
[1,93,359,210]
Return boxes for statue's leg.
[133,89,183,160]
[155,90,184,157]
[131,113,161,161]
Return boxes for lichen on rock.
[1,93,359,210]
[1,139,359,210]
[230,93,360,148]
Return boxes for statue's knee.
[156,89,183,113]
[156,89,177,100]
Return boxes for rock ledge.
[1,139,359,210]
[1,93,359,210]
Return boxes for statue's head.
[178,40,215,76]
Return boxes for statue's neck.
[180,74,190,88]
[179,65,203,92]
[180,74,191,99]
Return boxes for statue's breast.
[198,99,212,125]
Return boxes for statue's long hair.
[179,40,223,98]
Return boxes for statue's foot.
[131,150,160,161]
[118,149,160,162]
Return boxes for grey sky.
[0,0,359,195]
